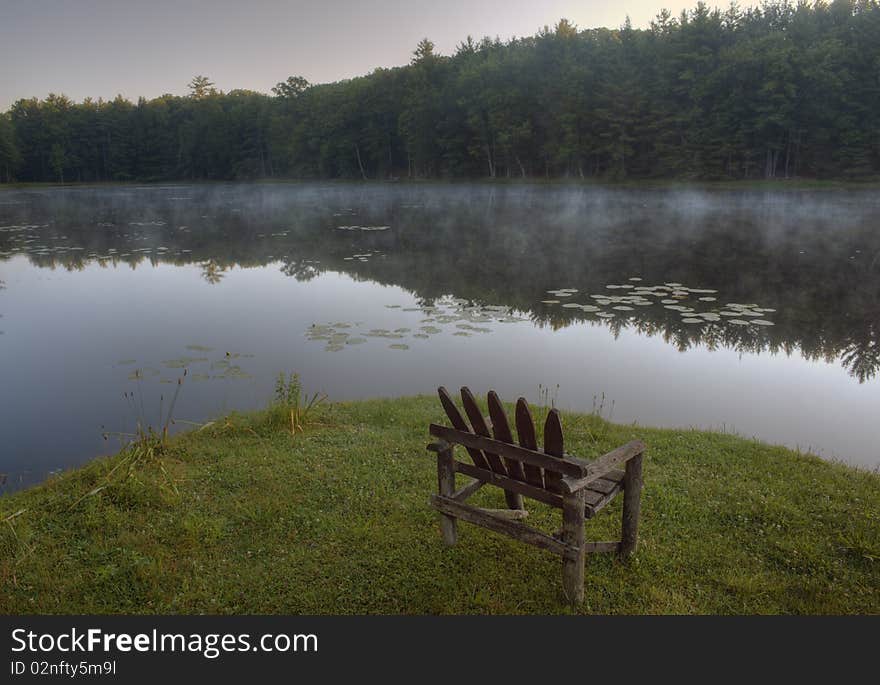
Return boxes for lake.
[1,182,878,492]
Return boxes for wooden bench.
[427,386,645,604]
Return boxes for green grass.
[1,395,878,614]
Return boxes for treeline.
[2,1,879,183]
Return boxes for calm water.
[1,183,879,491]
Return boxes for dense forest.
[1,1,879,183]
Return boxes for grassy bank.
[1,396,877,614]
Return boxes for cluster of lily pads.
[306,297,528,352]
[0,220,211,262]
[343,251,383,263]
[335,225,390,232]
[118,346,255,383]
[255,231,290,238]
[543,279,775,327]
[0,223,51,258]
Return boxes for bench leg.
[562,490,586,605]
[437,445,458,546]
[504,491,524,511]
[619,452,644,559]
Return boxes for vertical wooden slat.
[487,390,525,511]
[620,451,644,559]
[437,387,490,470]
[436,443,458,546]
[515,398,545,488]
[542,409,565,493]
[562,490,586,605]
[460,387,508,475]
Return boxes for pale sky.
[0,1,754,110]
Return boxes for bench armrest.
[559,440,646,494]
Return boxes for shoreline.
[2,177,880,192]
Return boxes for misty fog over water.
[1,182,879,491]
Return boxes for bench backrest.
[431,387,590,501]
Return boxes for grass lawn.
[1,395,878,614]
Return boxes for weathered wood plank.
[487,391,526,481]
[477,508,529,520]
[451,477,484,502]
[515,398,546,487]
[429,424,588,477]
[487,390,525,510]
[437,387,490,470]
[620,452,644,558]
[460,387,509,475]
[584,482,623,518]
[582,489,607,507]
[455,460,564,508]
[426,440,451,454]
[551,536,621,554]
[429,495,573,557]
[436,443,457,546]
[543,409,565,493]
[559,440,646,493]
[587,470,625,495]
[561,490,586,604]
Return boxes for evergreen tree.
[3,2,879,183]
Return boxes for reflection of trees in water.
[200,260,226,284]
[840,327,880,384]
[2,184,879,382]
[279,260,320,281]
